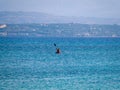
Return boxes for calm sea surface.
[0,37,120,90]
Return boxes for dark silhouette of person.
[56,48,60,54]
[54,43,61,54]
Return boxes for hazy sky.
[0,0,120,18]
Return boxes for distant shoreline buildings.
[0,24,120,37]
[0,24,7,28]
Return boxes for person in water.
[54,43,61,54]
[56,48,60,54]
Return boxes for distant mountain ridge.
[0,11,120,24]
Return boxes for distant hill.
[0,11,120,24]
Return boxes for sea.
[0,37,120,90]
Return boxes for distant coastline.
[0,11,120,38]
[0,23,120,38]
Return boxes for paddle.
[54,43,57,47]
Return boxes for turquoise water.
[0,37,120,90]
